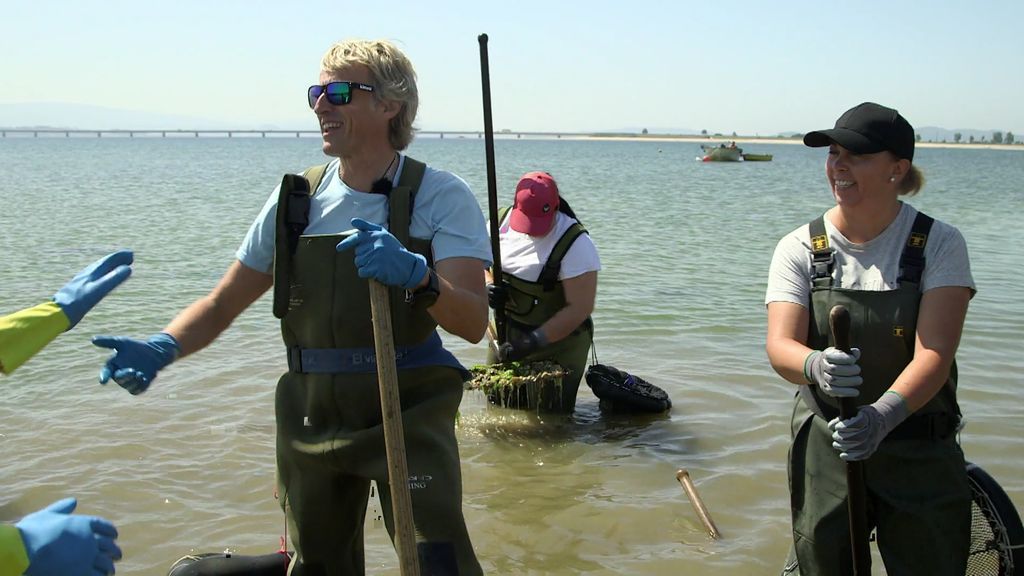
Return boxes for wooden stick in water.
[676,469,722,540]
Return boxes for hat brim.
[803,128,885,154]
[509,210,556,236]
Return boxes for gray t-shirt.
[237,155,493,274]
[765,202,974,307]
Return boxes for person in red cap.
[765,102,974,575]
[486,171,601,413]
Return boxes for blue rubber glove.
[829,391,910,461]
[16,497,122,576]
[53,250,134,330]
[92,332,180,395]
[498,329,547,362]
[335,218,428,289]
[804,347,862,398]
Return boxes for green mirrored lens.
[325,82,352,105]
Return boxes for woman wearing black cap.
[765,102,974,575]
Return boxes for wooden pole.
[829,305,870,574]
[369,280,420,576]
[676,469,721,540]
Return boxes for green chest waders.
[271,160,483,576]
[784,212,970,576]
[487,209,594,413]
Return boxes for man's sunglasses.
[307,81,375,108]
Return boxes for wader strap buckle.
[810,251,834,281]
[808,214,835,287]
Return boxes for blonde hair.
[321,39,418,150]
[899,164,925,196]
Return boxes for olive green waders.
[276,366,479,576]
[782,213,970,576]
[273,161,482,575]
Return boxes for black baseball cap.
[803,102,915,161]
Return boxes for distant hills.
[608,126,1016,143]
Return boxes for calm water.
[1,136,1022,575]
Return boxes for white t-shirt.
[497,210,601,282]
[765,202,974,306]
[237,156,492,273]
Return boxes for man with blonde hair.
[93,39,489,574]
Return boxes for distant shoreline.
[580,134,1024,152]
[3,127,1020,151]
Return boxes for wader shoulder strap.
[302,164,330,196]
[281,164,330,258]
[387,157,427,339]
[494,204,587,290]
[497,205,512,227]
[558,197,580,222]
[538,222,588,291]
[389,157,426,248]
[808,214,834,288]
[272,164,329,319]
[896,211,961,419]
[898,211,934,286]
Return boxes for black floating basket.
[585,363,671,413]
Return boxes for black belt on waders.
[885,411,960,441]
[286,333,448,374]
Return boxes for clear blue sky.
[3,0,1022,134]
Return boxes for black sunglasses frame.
[307,81,375,108]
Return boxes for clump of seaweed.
[467,361,567,410]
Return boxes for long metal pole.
[478,33,506,343]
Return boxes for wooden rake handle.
[369,280,420,576]
[828,304,870,575]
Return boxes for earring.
[889,176,896,182]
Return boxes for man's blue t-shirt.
[237,156,492,273]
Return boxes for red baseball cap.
[510,171,560,236]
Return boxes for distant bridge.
[0,129,598,139]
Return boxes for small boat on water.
[700,142,742,162]
[698,142,774,163]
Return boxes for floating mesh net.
[966,462,1023,575]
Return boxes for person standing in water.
[766,102,974,575]
[90,39,490,575]
[487,171,600,413]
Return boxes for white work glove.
[804,347,862,398]
[829,391,910,461]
